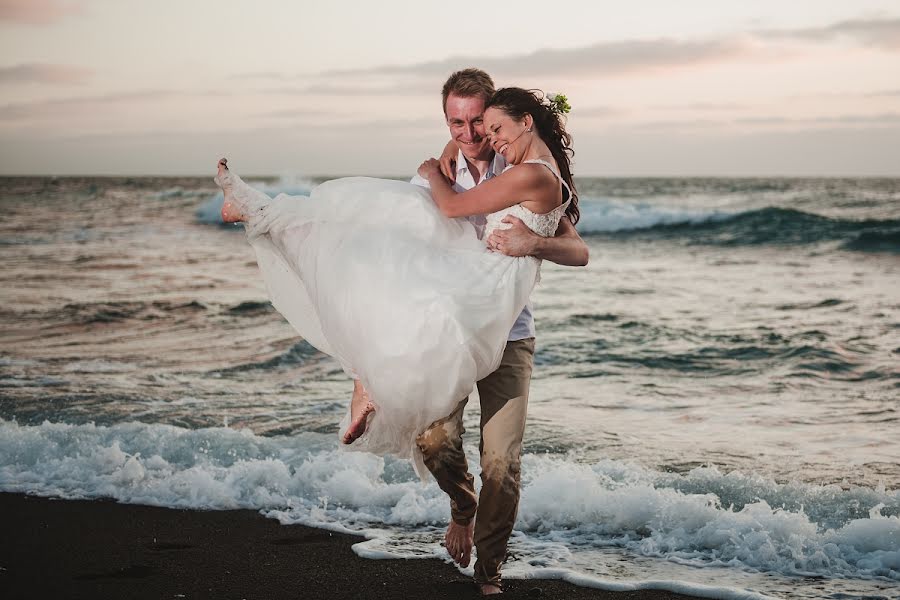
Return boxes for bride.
[215,87,578,475]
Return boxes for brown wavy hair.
[485,88,579,225]
[441,68,495,116]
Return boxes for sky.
[1,0,898,176]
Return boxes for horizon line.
[2,172,900,179]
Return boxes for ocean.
[1,175,898,600]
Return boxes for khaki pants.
[415,338,535,586]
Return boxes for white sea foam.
[1,419,897,599]
[502,568,782,600]
[516,455,900,581]
[576,196,737,233]
[195,175,315,224]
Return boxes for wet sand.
[1,492,705,600]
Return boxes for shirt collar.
[456,149,507,181]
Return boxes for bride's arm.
[410,141,458,187]
[418,159,554,217]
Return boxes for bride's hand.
[418,158,443,180]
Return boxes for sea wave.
[197,183,900,253]
[57,300,209,325]
[222,340,329,373]
[535,321,894,383]
[575,198,735,233]
[195,176,315,224]
[2,419,897,591]
[578,204,900,252]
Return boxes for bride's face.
[484,107,530,165]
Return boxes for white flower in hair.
[546,93,571,115]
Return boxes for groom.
[411,68,588,594]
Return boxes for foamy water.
[1,175,898,599]
[2,419,897,599]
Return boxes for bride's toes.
[342,401,375,445]
[215,159,245,223]
[215,158,229,182]
[214,158,233,188]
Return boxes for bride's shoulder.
[511,161,562,191]
[502,161,557,183]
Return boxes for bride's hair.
[485,88,579,225]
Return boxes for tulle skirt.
[242,176,538,475]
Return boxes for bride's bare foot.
[445,518,474,567]
[216,158,245,223]
[342,380,375,444]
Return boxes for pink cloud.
[0,63,92,84]
[0,0,84,25]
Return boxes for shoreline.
[1,492,707,600]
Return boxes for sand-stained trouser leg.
[415,338,535,586]
[415,398,478,525]
[471,337,534,586]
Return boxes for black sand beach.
[1,493,705,600]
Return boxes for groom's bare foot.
[478,583,502,595]
[342,381,375,444]
[216,158,245,223]
[445,519,474,567]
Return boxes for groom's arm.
[487,215,589,266]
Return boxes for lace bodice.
[484,159,571,240]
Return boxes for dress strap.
[522,158,572,203]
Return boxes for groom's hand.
[439,140,458,182]
[487,216,539,257]
[440,155,457,181]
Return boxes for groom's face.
[445,93,493,163]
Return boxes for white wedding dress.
[216,160,570,475]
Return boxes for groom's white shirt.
[411,149,536,342]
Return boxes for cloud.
[0,0,84,25]
[307,16,900,84]
[0,62,92,85]
[0,89,233,121]
[623,112,900,132]
[864,88,900,97]
[0,90,175,120]
[231,71,295,82]
[256,116,439,132]
[583,124,900,177]
[760,17,900,50]
[261,108,344,119]
[737,113,900,125]
[631,118,726,131]
[323,38,747,79]
[651,102,747,111]
[51,115,441,142]
[572,105,624,118]
[263,81,435,97]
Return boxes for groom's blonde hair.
[441,68,495,115]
